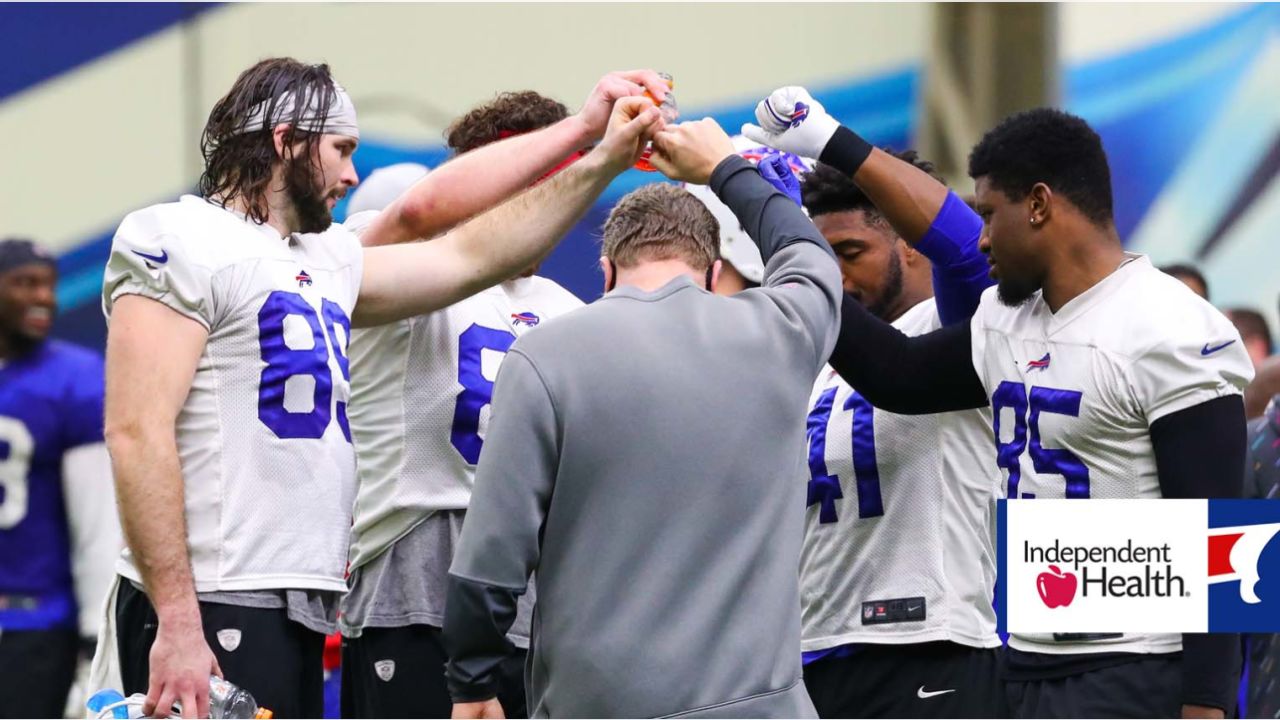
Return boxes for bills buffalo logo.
[512,312,540,327]
[790,101,810,127]
[296,270,313,288]
[1026,353,1051,372]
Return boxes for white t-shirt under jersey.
[801,297,1002,652]
[969,253,1253,655]
[345,259,583,573]
[102,195,364,594]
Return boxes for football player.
[95,57,667,718]
[0,238,120,717]
[340,91,583,719]
[747,86,1252,719]
[786,154,1003,718]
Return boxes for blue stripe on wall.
[0,3,218,102]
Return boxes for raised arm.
[744,86,992,324]
[360,70,670,247]
[103,296,219,719]
[353,96,663,327]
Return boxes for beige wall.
[0,3,928,253]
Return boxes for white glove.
[741,86,841,160]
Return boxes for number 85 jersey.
[971,254,1253,655]
[103,195,363,594]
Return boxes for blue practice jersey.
[0,339,105,631]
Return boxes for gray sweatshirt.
[443,156,842,718]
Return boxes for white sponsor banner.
[1005,499,1208,633]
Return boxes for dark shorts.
[803,641,1007,718]
[1005,652,1181,719]
[115,581,324,718]
[0,626,79,718]
[341,624,527,719]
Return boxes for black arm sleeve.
[441,575,522,703]
[1150,394,1247,711]
[828,292,987,414]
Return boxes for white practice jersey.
[345,250,582,571]
[801,298,1001,651]
[970,254,1253,655]
[102,195,364,593]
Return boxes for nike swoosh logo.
[917,686,956,699]
[1201,340,1236,356]
[132,249,169,265]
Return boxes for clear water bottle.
[210,676,271,718]
[634,72,678,172]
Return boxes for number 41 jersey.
[971,254,1253,655]
[103,195,363,594]
[802,297,1002,651]
[344,257,583,573]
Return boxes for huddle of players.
[80,54,1253,720]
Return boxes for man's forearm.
[106,429,199,623]
[821,133,949,244]
[364,115,594,246]
[354,149,615,327]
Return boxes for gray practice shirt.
[442,156,842,718]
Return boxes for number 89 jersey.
[970,254,1253,655]
[343,234,583,573]
[103,195,363,594]
[801,298,1002,652]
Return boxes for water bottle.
[634,72,678,172]
[209,676,271,719]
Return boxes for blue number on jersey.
[257,291,352,440]
[451,324,517,464]
[806,387,884,523]
[845,391,885,518]
[805,388,843,523]
[992,381,1089,498]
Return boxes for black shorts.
[803,641,1007,718]
[1004,652,1181,718]
[115,581,324,719]
[341,624,528,719]
[0,626,79,718]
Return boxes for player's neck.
[0,332,41,362]
[220,188,299,239]
[614,261,705,293]
[881,287,932,323]
[1042,226,1125,313]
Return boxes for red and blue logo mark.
[296,270,313,288]
[1026,353,1051,372]
[511,312,540,328]
[1208,501,1280,632]
[790,101,810,127]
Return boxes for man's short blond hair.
[602,184,720,270]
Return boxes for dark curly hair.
[968,108,1114,226]
[445,91,569,154]
[198,58,338,224]
[801,149,942,221]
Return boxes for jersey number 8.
[257,291,352,441]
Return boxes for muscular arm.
[104,295,217,717]
[828,292,987,414]
[359,115,594,247]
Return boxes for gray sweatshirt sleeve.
[443,348,559,703]
[710,155,843,370]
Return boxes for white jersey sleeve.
[102,210,217,328]
[1125,286,1253,424]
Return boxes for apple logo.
[1037,564,1078,608]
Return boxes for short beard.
[996,275,1039,307]
[285,156,333,234]
[865,249,905,320]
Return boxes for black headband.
[0,239,56,275]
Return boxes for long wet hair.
[198,58,337,224]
